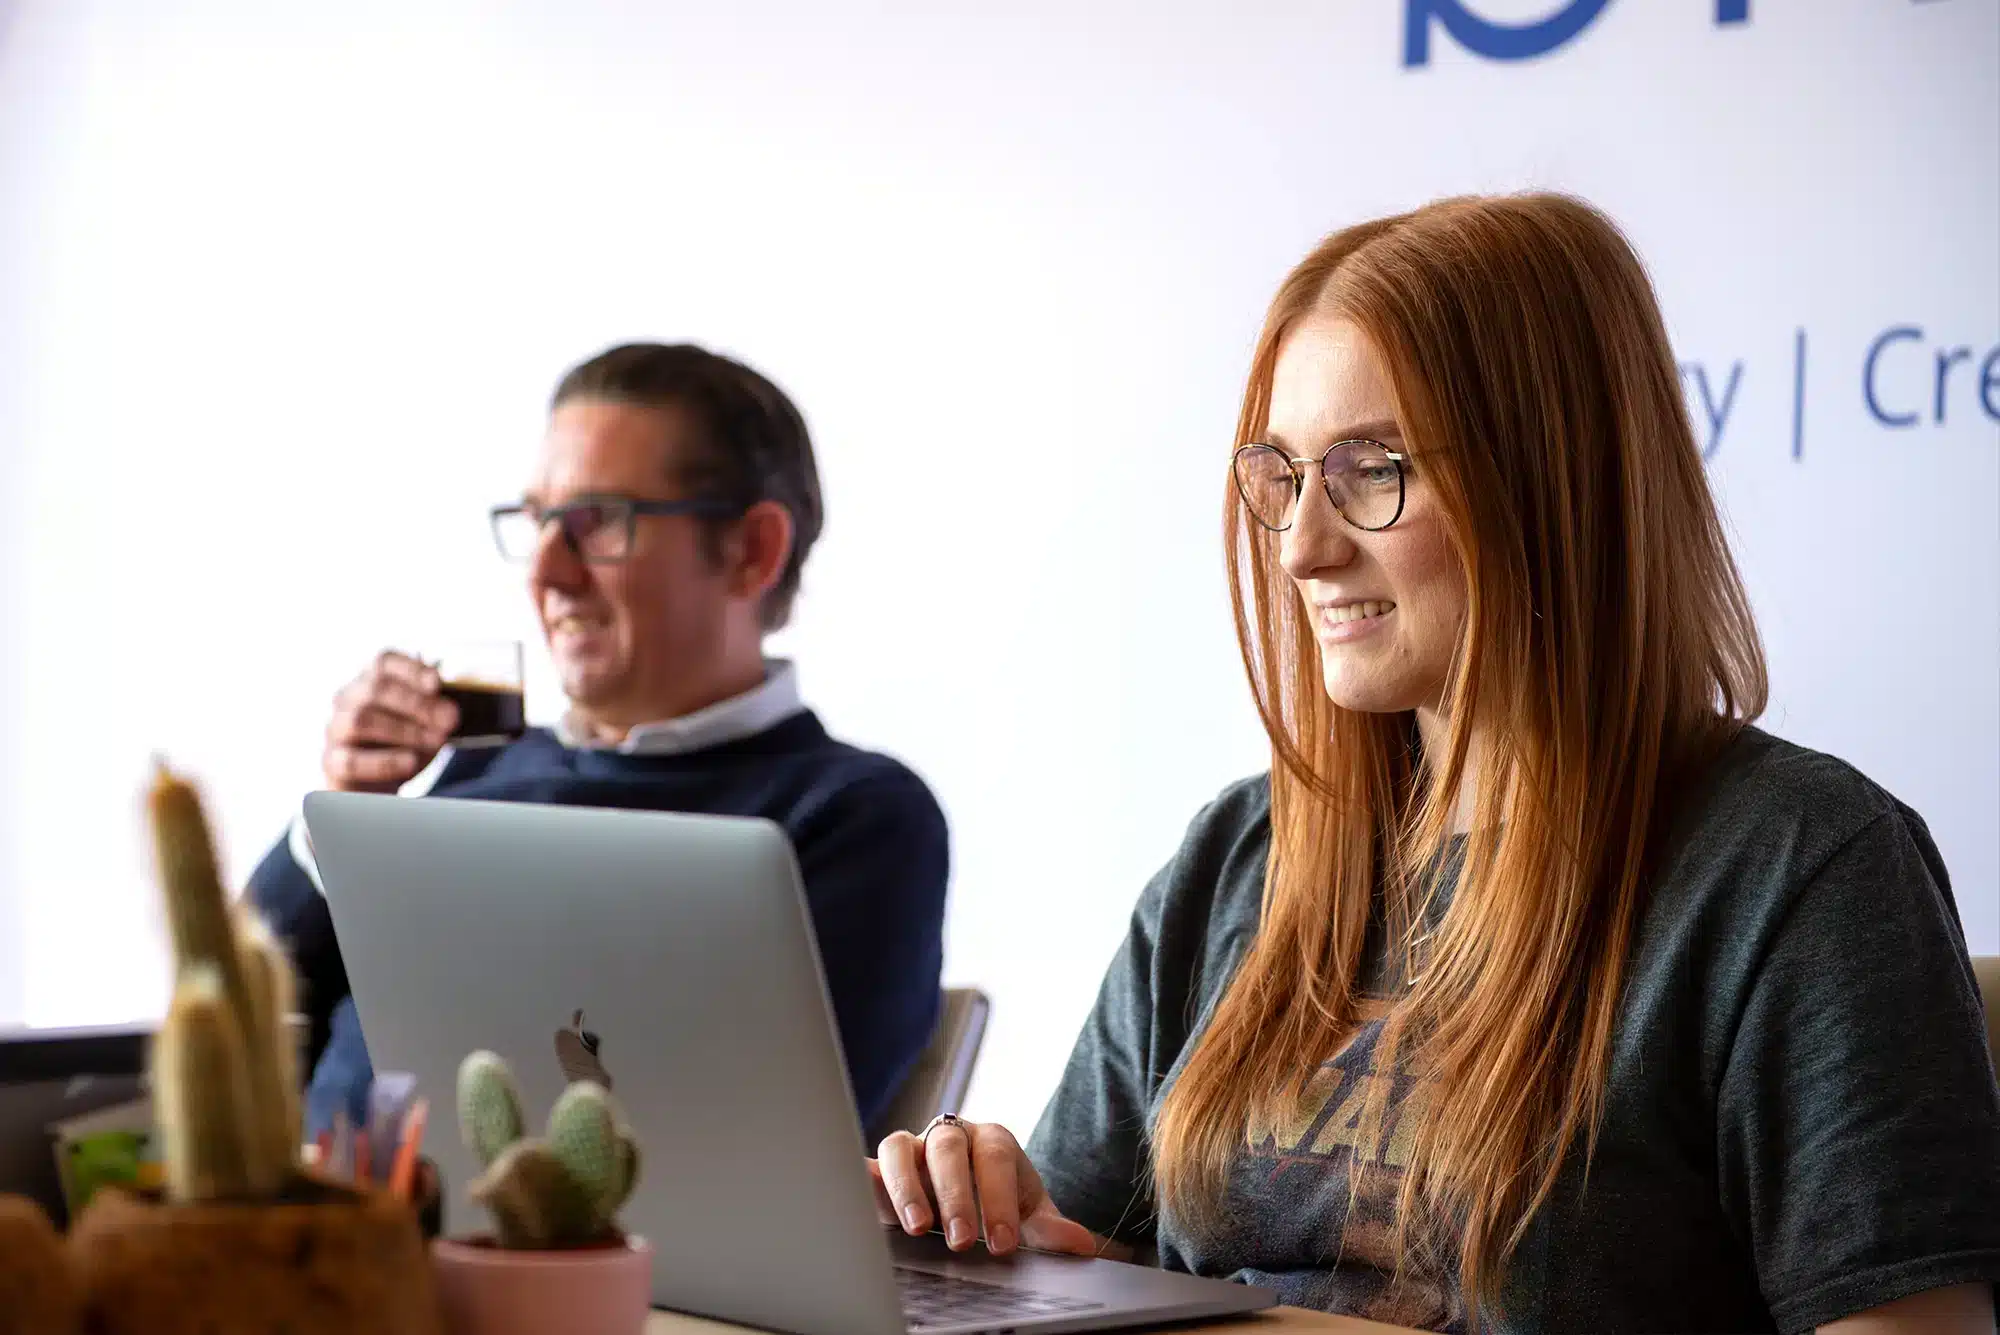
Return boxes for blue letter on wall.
[1864,326,1923,428]
[1404,0,1614,68]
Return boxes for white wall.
[1,0,1995,1137]
[0,0,27,1028]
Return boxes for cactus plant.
[455,1051,641,1249]
[63,761,444,1335]
[457,1051,527,1166]
[146,759,302,1202]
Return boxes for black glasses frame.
[1231,440,1408,533]
[489,494,744,564]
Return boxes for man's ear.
[724,499,794,603]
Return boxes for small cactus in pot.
[457,1051,640,1248]
[431,1052,654,1335]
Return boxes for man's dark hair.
[552,342,824,631]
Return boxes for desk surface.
[644,1307,1420,1333]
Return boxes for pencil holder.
[414,1157,445,1240]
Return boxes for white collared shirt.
[288,658,806,891]
[551,658,804,755]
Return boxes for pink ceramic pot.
[431,1234,653,1335]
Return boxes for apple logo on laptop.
[554,1009,612,1089]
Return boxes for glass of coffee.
[432,641,527,745]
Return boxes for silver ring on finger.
[919,1113,968,1147]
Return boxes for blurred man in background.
[246,342,950,1136]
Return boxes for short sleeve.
[1717,807,2000,1332]
[1025,863,1169,1249]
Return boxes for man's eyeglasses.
[1232,440,1407,533]
[489,495,741,564]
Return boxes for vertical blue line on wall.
[1716,0,1749,22]
[1791,329,1807,460]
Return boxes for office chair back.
[1973,957,2000,1072]
[870,987,991,1143]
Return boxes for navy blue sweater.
[246,710,948,1137]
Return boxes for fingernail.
[902,1205,924,1233]
[946,1219,970,1248]
[987,1223,1015,1253]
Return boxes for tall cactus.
[146,760,302,1202]
[456,1050,642,1248]
[154,966,259,1201]
[233,904,303,1181]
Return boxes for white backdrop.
[2,0,1995,1136]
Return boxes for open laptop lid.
[303,791,909,1334]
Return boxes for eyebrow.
[515,489,641,508]
[1264,419,1404,452]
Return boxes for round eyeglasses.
[1232,440,1407,533]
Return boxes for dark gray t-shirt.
[1027,727,2000,1333]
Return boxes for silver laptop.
[303,792,1274,1335]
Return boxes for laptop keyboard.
[895,1265,1104,1331]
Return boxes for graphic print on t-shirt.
[1239,997,1461,1331]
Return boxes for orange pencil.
[389,1098,430,1201]
[354,1129,372,1184]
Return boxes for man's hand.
[321,651,457,793]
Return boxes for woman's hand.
[868,1119,1116,1259]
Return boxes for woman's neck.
[1414,705,1482,834]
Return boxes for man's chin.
[555,662,627,710]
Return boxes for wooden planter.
[67,1175,442,1335]
[0,1194,79,1335]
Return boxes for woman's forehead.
[1269,319,1401,446]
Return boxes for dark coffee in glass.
[441,679,527,742]
[431,641,526,744]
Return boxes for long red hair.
[1150,193,1768,1319]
